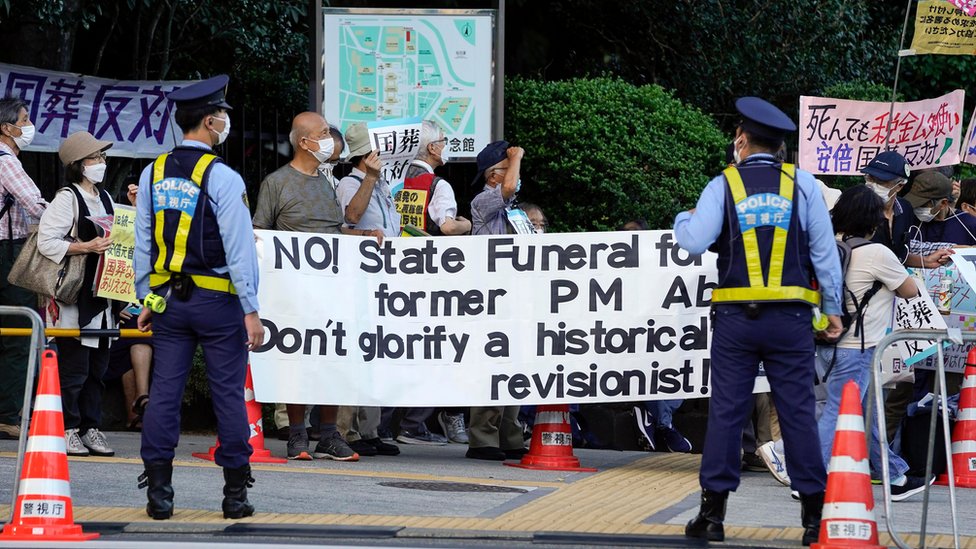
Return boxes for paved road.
[1,432,972,548]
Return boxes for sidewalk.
[1,432,973,548]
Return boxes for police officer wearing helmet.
[133,75,263,520]
[674,97,843,546]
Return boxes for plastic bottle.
[937,268,953,315]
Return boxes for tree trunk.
[139,1,167,79]
[92,1,121,75]
[159,1,176,80]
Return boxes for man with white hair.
[395,120,470,235]
[383,121,471,445]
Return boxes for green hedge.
[505,77,727,231]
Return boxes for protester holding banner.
[675,97,842,545]
[252,112,359,462]
[907,170,976,247]
[861,152,914,260]
[0,96,48,441]
[465,140,529,461]
[379,120,472,446]
[470,140,527,236]
[37,131,117,457]
[334,122,402,457]
[337,123,400,238]
[134,75,261,520]
[817,185,930,501]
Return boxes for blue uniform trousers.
[141,288,252,468]
[701,303,826,495]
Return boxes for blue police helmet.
[167,75,233,111]
[735,97,796,142]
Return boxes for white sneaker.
[65,429,89,456]
[80,428,114,456]
[437,412,469,444]
[757,441,791,486]
[633,406,656,451]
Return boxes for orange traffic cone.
[505,405,596,472]
[812,380,884,549]
[0,350,98,541]
[193,364,286,464]
[937,350,976,488]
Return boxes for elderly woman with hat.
[36,130,118,458]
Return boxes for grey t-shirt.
[252,164,344,234]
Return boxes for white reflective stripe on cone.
[957,408,976,421]
[835,414,865,432]
[828,455,870,475]
[33,395,62,412]
[821,502,877,522]
[535,411,570,425]
[18,478,71,498]
[951,440,976,454]
[962,375,976,389]
[26,435,66,454]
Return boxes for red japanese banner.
[798,90,965,175]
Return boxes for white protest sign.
[951,247,976,289]
[894,278,950,367]
[367,117,423,183]
[250,230,723,406]
[964,104,976,166]
[798,91,965,175]
[0,62,192,158]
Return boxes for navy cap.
[860,150,910,182]
[471,140,509,187]
[166,75,233,111]
[735,97,796,142]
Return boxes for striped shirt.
[0,142,47,240]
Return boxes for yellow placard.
[393,188,429,230]
[910,0,976,55]
[95,205,137,302]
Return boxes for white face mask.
[732,137,743,164]
[211,115,230,146]
[914,205,938,223]
[306,137,335,163]
[9,123,34,150]
[318,161,337,175]
[866,181,894,203]
[83,162,107,184]
[438,145,450,164]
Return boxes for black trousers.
[55,336,110,432]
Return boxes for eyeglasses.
[84,152,107,161]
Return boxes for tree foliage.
[506,0,899,129]
[506,77,727,232]
[0,0,309,112]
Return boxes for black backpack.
[836,236,884,351]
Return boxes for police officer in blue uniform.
[674,97,843,546]
[134,75,263,520]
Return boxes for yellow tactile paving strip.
[3,452,975,548]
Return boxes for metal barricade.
[870,328,966,549]
[0,305,45,523]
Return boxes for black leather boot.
[800,491,825,546]
[138,461,174,520]
[222,465,255,519]
[685,489,727,541]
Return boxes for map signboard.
[322,9,495,160]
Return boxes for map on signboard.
[323,11,493,160]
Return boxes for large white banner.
[250,230,718,406]
[0,62,192,158]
